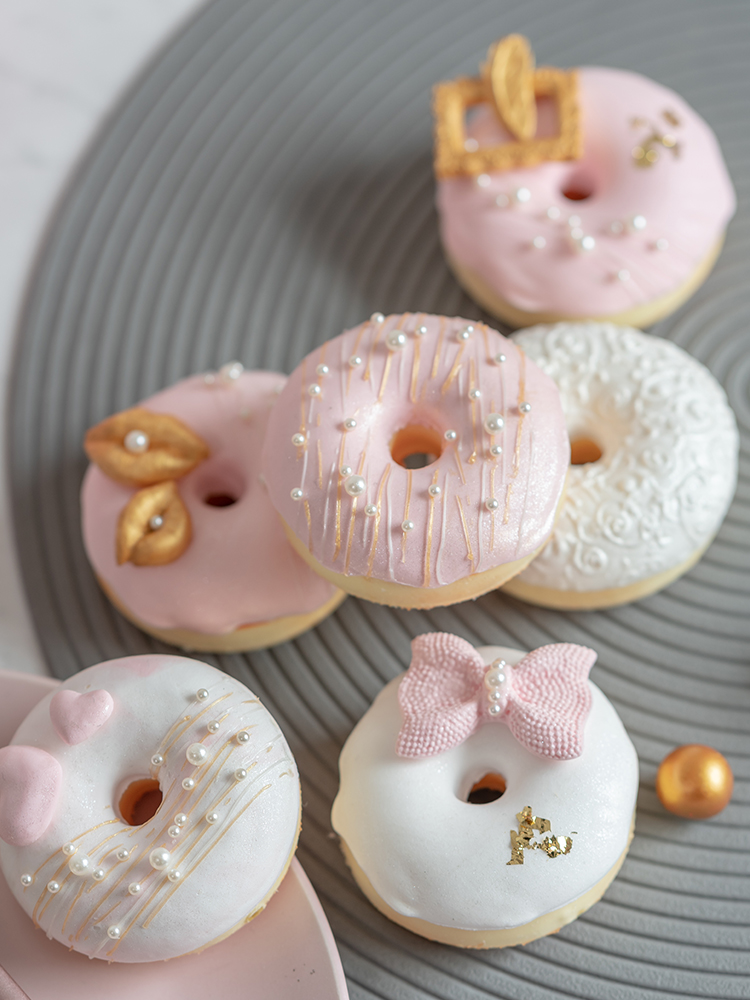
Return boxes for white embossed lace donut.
[0,655,301,963]
[331,633,638,948]
[503,322,739,609]
[436,49,736,329]
[81,366,344,652]
[261,313,568,609]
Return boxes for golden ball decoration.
[656,744,733,819]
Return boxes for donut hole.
[204,492,237,507]
[118,778,163,826]
[466,772,507,805]
[194,460,246,509]
[570,436,603,465]
[561,170,596,202]
[390,425,444,469]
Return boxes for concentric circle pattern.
[9,1,750,996]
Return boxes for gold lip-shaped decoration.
[433,34,581,179]
[85,407,210,487]
[116,481,192,566]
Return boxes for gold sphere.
[656,744,733,819]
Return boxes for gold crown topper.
[433,35,582,179]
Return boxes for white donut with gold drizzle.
[0,656,300,962]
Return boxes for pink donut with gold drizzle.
[261,313,568,608]
[81,368,344,652]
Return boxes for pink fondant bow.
[396,633,596,760]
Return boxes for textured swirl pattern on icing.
[437,68,736,316]
[261,314,568,588]
[332,645,638,931]
[81,371,338,634]
[514,323,739,592]
[0,657,300,962]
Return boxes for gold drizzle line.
[430,318,446,380]
[366,465,391,577]
[481,324,492,364]
[316,440,323,490]
[423,468,440,586]
[346,322,367,394]
[332,433,348,562]
[503,482,513,524]
[400,469,413,563]
[362,319,384,384]
[490,465,496,551]
[162,695,231,758]
[304,499,312,554]
[453,446,466,485]
[377,352,394,403]
[410,337,421,403]
[440,344,464,395]
[456,495,475,572]
[468,356,478,464]
[513,347,527,478]
[344,448,368,574]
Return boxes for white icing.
[331,645,638,932]
[513,323,739,592]
[0,656,300,962]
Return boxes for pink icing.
[49,689,114,745]
[261,314,568,588]
[396,633,595,760]
[0,746,61,846]
[437,68,736,316]
[81,371,338,634]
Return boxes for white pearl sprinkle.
[617,269,630,281]
[493,352,506,364]
[609,220,625,235]
[488,703,503,716]
[196,688,209,701]
[47,880,60,894]
[476,173,491,188]
[167,869,182,882]
[428,484,441,497]
[485,498,500,512]
[344,474,366,497]
[655,238,669,251]
[174,813,187,826]
[124,430,149,454]
[464,137,479,152]
[515,187,531,203]
[457,325,474,341]
[490,444,503,457]
[495,193,510,209]
[468,388,481,400]
[316,363,329,377]
[568,214,582,227]
[344,417,357,430]
[364,504,377,517]
[546,206,561,220]
[631,214,647,231]
[570,227,584,240]
[414,325,428,336]
[68,853,91,877]
[370,312,385,324]
[236,730,250,745]
[402,520,414,532]
[148,515,163,531]
[386,329,407,351]
[107,926,121,940]
[186,743,208,766]
[235,767,248,781]
[20,874,33,886]
[62,843,77,856]
[168,825,181,838]
[291,432,306,447]
[444,429,457,442]
[532,235,546,249]
[582,235,596,251]
[339,465,352,477]
[484,413,504,434]
[519,401,532,413]
[349,355,362,368]
[116,848,130,861]
[128,883,142,895]
[182,777,195,790]
[92,868,105,881]
[207,720,221,734]
[219,361,244,382]
[290,488,303,501]
[151,754,163,766]
[206,812,219,825]
[149,848,171,871]
[308,383,321,397]
[203,372,216,385]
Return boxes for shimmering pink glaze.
[0,746,61,846]
[81,371,338,634]
[49,689,114,745]
[437,68,736,316]
[262,314,568,588]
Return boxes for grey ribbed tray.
[8,1,750,996]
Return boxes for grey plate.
[9,0,750,996]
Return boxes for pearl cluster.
[203,361,244,386]
[484,659,509,716]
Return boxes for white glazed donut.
[332,633,638,948]
[0,655,301,962]
[504,323,739,609]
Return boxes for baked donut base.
[280,518,552,610]
[502,535,714,610]
[447,238,724,330]
[339,812,634,949]
[98,577,346,652]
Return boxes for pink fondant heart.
[0,745,62,846]
[49,689,114,745]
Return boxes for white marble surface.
[0,0,201,674]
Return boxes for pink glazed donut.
[81,367,345,652]
[437,66,736,328]
[261,313,569,609]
